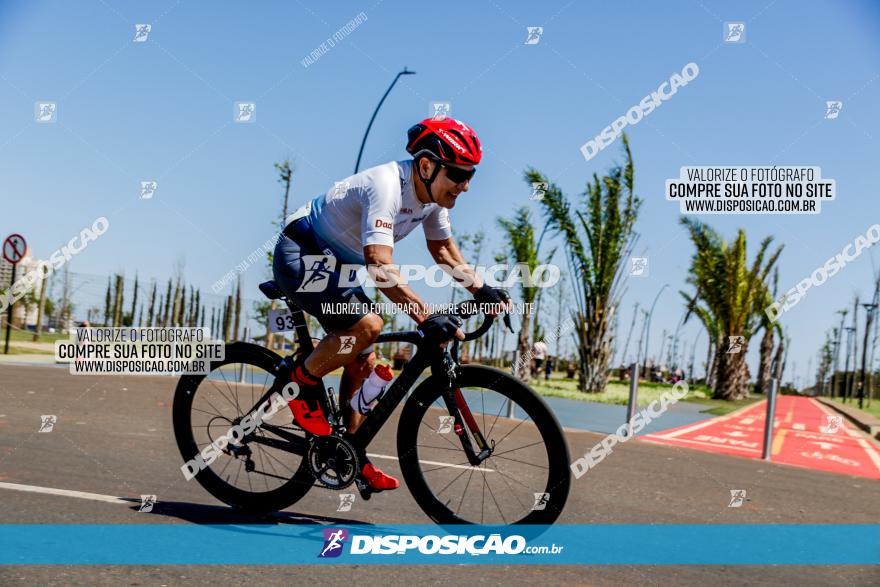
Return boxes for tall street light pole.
[642,283,669,373]
[859,302,878,409]
[843,326,856,402]
[354,67,416,174]
[831,309,848,398]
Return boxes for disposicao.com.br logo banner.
[0,525,877,565]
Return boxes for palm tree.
[816,330,834,394]
[526,135,641,392]
[680,218,783,400]
[147,281,157,327]
[754,269,783,394]
[497,207,552,382]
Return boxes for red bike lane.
[642,396,880,480]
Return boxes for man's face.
[420,159,474,209]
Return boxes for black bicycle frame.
[241,298,479,459]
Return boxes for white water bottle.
[351,364,394,414]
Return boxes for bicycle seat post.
[285,299,313,355]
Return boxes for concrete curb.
[815,397,880,441]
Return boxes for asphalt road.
[0,364,878,586]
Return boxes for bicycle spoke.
[492,412,534,447]
[197,394,231,422]
[456,467,476,516]
[212,370,244,414]
[217,455,234,480]
[491,439,546,457]
[436,466,470,498]
[256,442,269,492]
[490,453,548,469]
[190,406,225,418]
[485,461,540,492]
[415,443,465,452]
[482,472,507,524]
[490,461,528,512]
[480,468,486,524]
[420,414,466,452]
[261,446,299,475]
[233,457,244,486]
[486,394,509,439]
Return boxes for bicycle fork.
[440,386,493,466]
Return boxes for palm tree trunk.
[515,312,531,382]
[233,280,242,340]
[113,274,124,327]
[714,341,749,400]
[33,273,48,341]
[705,338,716,388]
[754,326,774,394]
[772,336,786,381]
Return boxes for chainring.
[306,435,360,490]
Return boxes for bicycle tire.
[397,364,570,525]
[172,342,314,513]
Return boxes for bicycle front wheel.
[397,365,570,525]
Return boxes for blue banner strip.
[0,524,877,565]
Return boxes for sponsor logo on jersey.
[400,208,413,214]
[374,218,393,230]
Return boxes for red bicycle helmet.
[406,118,482,166]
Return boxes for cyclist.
[273,117,510,491]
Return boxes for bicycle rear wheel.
[397,365,570,525]
[172,342,314,513]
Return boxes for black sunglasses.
[439,162,476,184]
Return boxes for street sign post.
[762,379,778,460]
[3,233,27,354]
[626,362,640,436]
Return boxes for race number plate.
[268,308,296,333]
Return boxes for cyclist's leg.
[302,313,381,378]
[273,232,380,369]
[339,349,376,433]
[273,233,380,435]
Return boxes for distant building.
[1,255,48,328]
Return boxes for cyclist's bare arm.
[426,237,484,293]
[363,244,435,326]
[427,237,511,315]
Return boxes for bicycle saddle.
[259,280,285,300]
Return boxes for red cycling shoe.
[287,361,332,436]
[288,396,332,436]
[360,463,399,491]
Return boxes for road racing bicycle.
[173,280,571,524]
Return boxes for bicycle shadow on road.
[120,498,369,526]
[116,499,423,549]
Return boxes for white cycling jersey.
[286,159,452,265]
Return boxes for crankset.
[306,435,360,490]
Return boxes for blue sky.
[1,0,879,385]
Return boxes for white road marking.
[0,453,495,509]
[649,402,762,439]
[0,481,131,505]
[367,453,494,472]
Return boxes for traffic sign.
[2,233,26,265]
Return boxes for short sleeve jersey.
[303,159,452,264]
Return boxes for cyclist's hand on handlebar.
[418,313,465,345]
[473,284,512,316]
